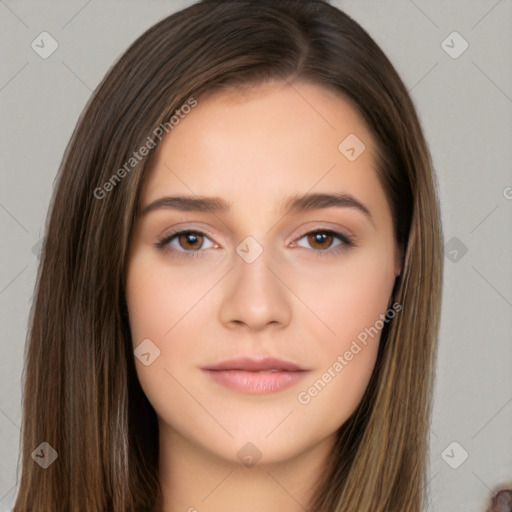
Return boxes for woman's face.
[126,81,400,465]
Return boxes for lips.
[201,356,309,394]
[202,356,305,372]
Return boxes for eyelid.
[288,222,355,245]
[156,222,218,241]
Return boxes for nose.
[217,243,292,332]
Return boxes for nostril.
[490,489,512,512]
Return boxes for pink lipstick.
[201,356,309,394]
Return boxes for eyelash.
[155,228,354,259]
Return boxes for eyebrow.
[141,192,373,223]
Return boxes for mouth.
[201,356,310,394]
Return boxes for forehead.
[140,81,383,214]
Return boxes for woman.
[14,0,444,510]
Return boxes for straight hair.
[14,1,443,510]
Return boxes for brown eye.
[307,232,334,250]
[293,229,354,255]
[156,230,215,257]
[177,232,204,251]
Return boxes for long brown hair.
[14,1,443,510]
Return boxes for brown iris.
[307,232,334,250]
[178,232,204,251]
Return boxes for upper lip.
[202,356,305,372]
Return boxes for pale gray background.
[1,1,511,511]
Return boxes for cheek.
[291,251,395,426]
[125,256,207,427]
[126,250,212,344]
[293,245,396,349]
[126,263,189,384]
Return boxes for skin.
[125,81,401,512]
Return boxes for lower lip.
[202,369,308,394]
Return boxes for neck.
[156,422,335,512]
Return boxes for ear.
[393,243,403,279]
[388,275,400,309]
[388,246,403,308]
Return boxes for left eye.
[295,230,351,252]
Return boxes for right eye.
[155,230,216,258]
